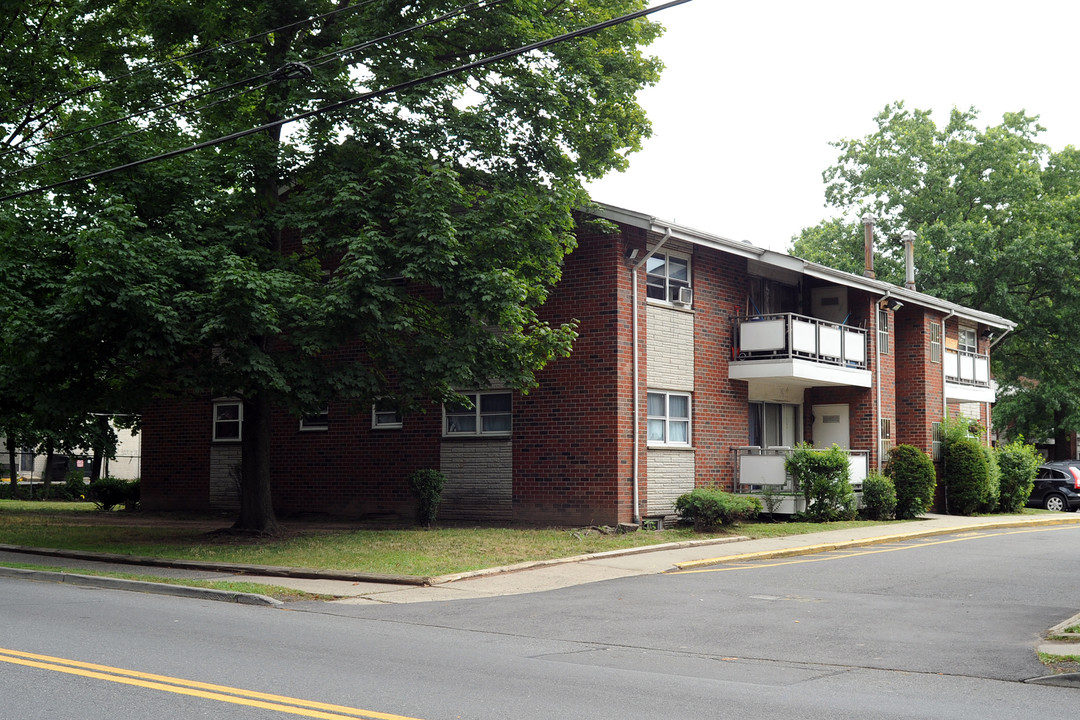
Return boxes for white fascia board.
[728,359,873,388]
[587,203,765,261]
[586,203,1015,331]
[945,383,997,404]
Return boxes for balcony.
[945,349,994,403]
[733,446,870,514]
[729,313,872,388]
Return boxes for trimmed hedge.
[885,444,937,519]
[675,488,762,531]
[944,437,990,516]
[861,471,897,521]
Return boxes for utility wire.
[1,0,381,124]
[1,0,693,204]
[3,0,510,174]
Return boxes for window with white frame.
[645,252,691,303]
[372,398,402,429]
[958,327,977,354]
[213,400,242,441]
[930,322,942,363]
[444,392,512,436]
[300,408,329,431]
[877,309,890,354]
[647,391,691,445]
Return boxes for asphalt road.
[2,525,1078,719]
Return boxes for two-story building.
[139,204,1015,524]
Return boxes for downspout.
[631,227,672,524]
[876,292,889,473]
[940,309,957,515]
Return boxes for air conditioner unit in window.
[675,286,693,305]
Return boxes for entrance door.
[812,404,850,450]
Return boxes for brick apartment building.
[140,204,1015,525]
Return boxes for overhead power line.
[0,0,694,204]
[3,0,511,175]
[1,0,382,124]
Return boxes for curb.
[0,534,754,588]
[0,566,282,606]
[428,535,750,584]
[0,544,434,587]
[672,516,1080,571]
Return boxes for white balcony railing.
[734,313,868,370]
[944,349,990,388]
[734,446,869,493]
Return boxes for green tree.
[791,102,1080,454]
[0,1,664,532]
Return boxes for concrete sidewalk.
[3,513,1079,606]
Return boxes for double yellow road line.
[0,647,422,720]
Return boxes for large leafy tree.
[0,0,664,530]
[791,103,1080,455]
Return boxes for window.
[647,391,691,445]
[931,422,943,462]
[19,448,34,473]
[372,398,402,429]
[930,322,942,363]
[880,418,894,458]
[444,392,512,436]
[877,309,890,354]
[958,327,977,354]
[749,403,799,448]
[300,408,329,431]
[645,252,690,303]
[213,400,242,441]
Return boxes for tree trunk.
[233,392,281,534]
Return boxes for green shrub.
[674,487,762,531]
[886,444,937,519]
[64,475,89,501]
[89,477,137,512]
[995,439,1040,513]
[861,471,897,520]
[409,469,446,528]
[979,445,1000,513]
[787,443,857,522]
[944,436,990,515]
[123,479,141,512]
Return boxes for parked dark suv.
[1028,461,1080,512]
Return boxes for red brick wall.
[512,224,637,525]
[691,248,749,491]
[141,396,212,511]
[895,308,945,453]
[265,398,441,520]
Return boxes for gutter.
[630,226,672,524]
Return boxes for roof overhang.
[586,203,1016,332]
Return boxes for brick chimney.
[902,229,916,291]
[861,212,876,279]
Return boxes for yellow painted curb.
[673,515,1080,571]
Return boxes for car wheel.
[1044,493,1068,512]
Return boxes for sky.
[585,0,1080,251]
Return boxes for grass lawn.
[0,500,900,577]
